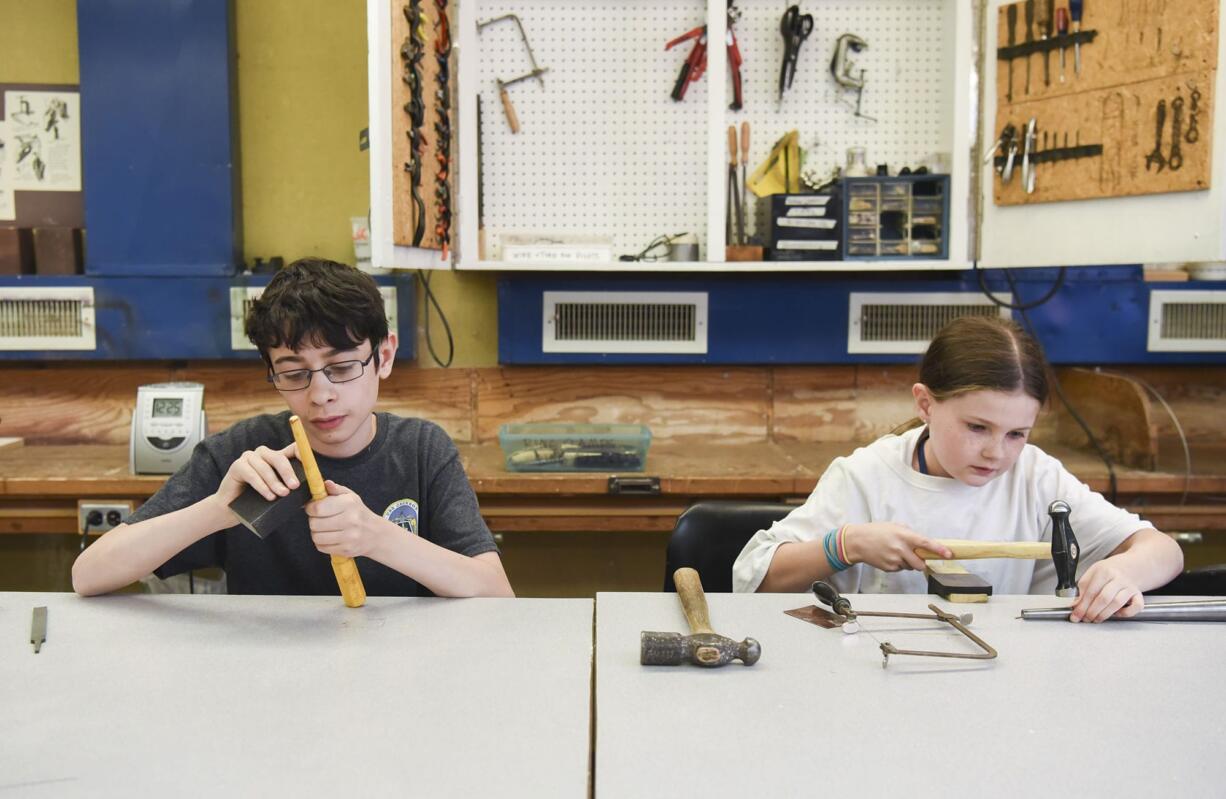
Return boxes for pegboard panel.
[476,0,710,262]
[727,0,958,245]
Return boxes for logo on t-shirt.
[383,498,420,535]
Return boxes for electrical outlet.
[77,501,135,535]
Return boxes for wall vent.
[848,292,1012,354]
[0,287,97,351]
[542,291,708,354]
[1148,290,1226,352]
[230,286,399,351]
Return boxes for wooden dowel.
[289,415,367,608]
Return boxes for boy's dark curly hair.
[244,258,389,369]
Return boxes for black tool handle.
[812,581,851,616]
[729,66,743,111]
[1048,500,1080,597]
[671,61,691,101]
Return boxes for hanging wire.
[996,268,1118,503]
[417,269,454,368]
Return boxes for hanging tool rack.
[392,0,454,253]
[991,0,1218,204]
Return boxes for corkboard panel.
[390,0,452,250]
[994,0,1217,204]
[994,70,1215,203]
[996,0,1219,103]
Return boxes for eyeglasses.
[267,352,376,391]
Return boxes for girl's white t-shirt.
[733,426,1147,594]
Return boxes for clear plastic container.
[499,423,652,472]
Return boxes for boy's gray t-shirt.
[129,411,497,596]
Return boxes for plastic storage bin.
[499,423,652,472]
[841,175,950,260]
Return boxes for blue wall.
[77,0,240,277]
[0,273,416,361]
[498,267,1226,365]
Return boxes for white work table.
[595,592,1226,799]
[1,593,593,798]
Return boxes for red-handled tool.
[666,26,708,101]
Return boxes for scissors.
[779,5,813,100]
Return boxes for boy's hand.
[306,480,385,559]
[842,522,953,571]
[215,443,301,506]
[1069,560,1144,623]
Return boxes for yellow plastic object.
[747,130,801,197]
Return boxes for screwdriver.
[1056,6,1068,83]
[740,121,750,246]
[1023,0,1035,94]
[1036,0,1052,87]
[1006,4,1018,103]
[1070,0,1083,75]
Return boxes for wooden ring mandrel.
[289,415,367,608]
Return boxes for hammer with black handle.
[912,499,1081,597]
[640,567,761,667]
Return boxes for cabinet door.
[979,0,1226,268]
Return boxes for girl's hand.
[1070,560,1144,622]
[842,522,953,571]
[306,480,387,559]
[215,443,300,507]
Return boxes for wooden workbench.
[1,439,1223,536]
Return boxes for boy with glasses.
[73,258,513,598]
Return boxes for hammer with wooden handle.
[915,540,1053,560]
[289,415,367,608]
[640,567,760,667]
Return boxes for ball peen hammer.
[640,568,760,667]
[289,415,367,608]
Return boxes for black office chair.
[1145,565,1226,596]
[663,500,796,592]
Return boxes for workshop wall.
[237,0,498,368]
[2,0,500,367]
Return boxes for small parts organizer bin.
[843,175,950,260]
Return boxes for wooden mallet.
[916,539,1053,604]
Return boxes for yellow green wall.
[1,0,498,367]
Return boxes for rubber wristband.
[823,528,849,572]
